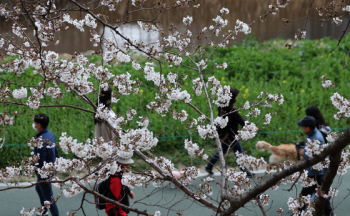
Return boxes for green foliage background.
[2,35,350,169]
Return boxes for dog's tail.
[256,141,281,155]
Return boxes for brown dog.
[256,141,304,164]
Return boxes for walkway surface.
[1,171,350,216]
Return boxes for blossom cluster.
[197,124,218,139]
[137,21,159,32]
[287,195,314,216]
[226,169,251,197]
[192,78,203,96]
[62,14,97,32]
[12,87,27,99]
[337,149,350,175]
[195,182,213,199]
[183,16,193,26]
[121,171,153,188]
[294,29,306,40]
[235,151,267,171]
[172,110,188,123]
[315,187,338,199]
[180,166,200,185]
[326,132,338,143]
[63,183,85,198]
[0,166,23,183]
[212,15,228,36]
[0,113,14,126]
[235,20,251,35]
[304,138,326,158]
[206,76,232,107]
[321,75,335,88]
[126,109,137,121]
[330,92,350,120]
[184,139,205,157]
[119,128,158,152]
[236,122,258,141]
[113,72,139,95]
[248,108,261,117]
[251,194,270,207]
[213,116,228,129]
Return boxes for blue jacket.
[34,128,59,168]
[303,128,327,176]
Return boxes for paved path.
[1,172,350,216]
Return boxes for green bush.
[2,35,350,168]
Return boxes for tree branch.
[314,149,342,215]
[337,20,350,46]
[0,101,95,114]
[222,127,350,215]
[255,196,268,216]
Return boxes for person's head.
[305,105,327,128]
[222,88,240,112]
[297,116,316,134]
[230,88,240,104]
[33,113,49,132]
[117,157,134,170]
[98,88,113,109]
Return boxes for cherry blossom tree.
[1,0,350,216]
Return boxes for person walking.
[33,113,59,216]
[204,88,254,177]
[297,116,333,216]
[105,157,135,216]
[305,105,331,143]
[94,88,116,142]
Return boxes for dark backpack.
[94,174,130,213]
[94,177,111,210]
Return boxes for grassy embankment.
[2,35,350,172]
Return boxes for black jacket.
[217,107,245,143]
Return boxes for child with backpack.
[95,157,135,216]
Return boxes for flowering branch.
[221,127,350,215]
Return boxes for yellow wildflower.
[139,89,144,94]
[282,80,286,83]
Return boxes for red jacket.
[105,173,127,216]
